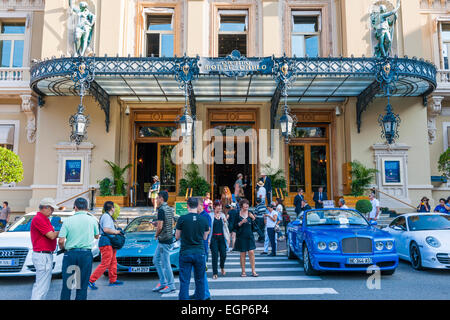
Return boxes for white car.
[0,211,100,277]
[383,213,450,270]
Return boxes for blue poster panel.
[65,159,82,183]
[384,160,400,183]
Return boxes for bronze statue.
[371,0,401,58]
[69,0,96,56]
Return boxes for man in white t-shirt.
[368,193,380,221]
[338,198,349,209]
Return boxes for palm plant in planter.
[342,160,378,207]
[178,163,211,198]
[96,161,132,207]
[262,164,288,199]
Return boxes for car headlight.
[426,236,441,248]
[328,241,338,251]
[375,241,384,251]
[317,241,327,250]
[385,241,394,250]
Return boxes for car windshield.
[407,215,450,231]
[8,214,67,232]
[125,217,159,233]
[306,210,368,226]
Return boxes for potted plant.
[261,164,288,203]
[355,199,372,216]
[96,161,132,207]
[177,163,211,201]
[0,147,24,185]
[341,160,378,208]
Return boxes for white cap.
[39,198,59,210]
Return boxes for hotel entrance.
[208,109,258,206]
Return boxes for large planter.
[335,196,369,208]
[96,196,129,208]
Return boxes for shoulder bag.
[99,214,126,250]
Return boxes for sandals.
[212,274,218,280]
[240,273,247,277]
[251,273,259,277]
[221,269,226,276]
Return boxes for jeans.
[31,252,53,300]
[178,253,206,300]
[264,227,269,253]
[60,250,93,300]
[267,228,276,255]
[89,245,117,284]
[210,235,227,276]
[153,242,175,290]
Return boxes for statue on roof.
[69,0,96,56]
[370,0,401,58]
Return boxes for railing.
[370,188,417,211]
[437,69,450,84]
[0,67,29,82]
[56,187,97,210]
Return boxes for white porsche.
[383,213,450,270]
[0,211,100,277]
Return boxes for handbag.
[99,214,126,250]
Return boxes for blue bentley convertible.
[286,209,398,275]
[116,215,180,273]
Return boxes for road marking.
[207,261,301,266]
[161,287,338,298]
[174,275,321,283]
[206,267,304,272]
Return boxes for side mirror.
[370,220,378,226]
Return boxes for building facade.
[0,0,448,213]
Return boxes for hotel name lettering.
[198,58,273,75]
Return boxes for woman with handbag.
[233,199,259,277]
[88,201,124,289]
[209,200,230,279]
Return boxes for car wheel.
[409,242,424,271]
[287,235,296,260]
[302,244,318,276]
[381,269,396,276]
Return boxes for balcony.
[435,70,450,96]
[0,67,31,93]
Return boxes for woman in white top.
[264,204,278,256]
[256,181,266,204]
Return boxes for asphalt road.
[0,240,449,300]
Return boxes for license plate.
[347,257,372,264]
[0,259,16,266]
[128,267,150,273]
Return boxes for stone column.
[20,94,37,143]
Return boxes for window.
[218,10,248,57]
[291,11,321,57]
[442,24,450,69]
[0,21,25,68]
[389,216,406,230]
[145,9,174,57]
[0,122,19,153]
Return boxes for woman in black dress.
[233,199,259,277]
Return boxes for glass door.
[288,143,329,205]
[157,143,177,194]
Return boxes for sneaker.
[109,280,124,286]
[88,281,98,290]
[152,283,163,292]
[159,286,176,294]
[260,252,268,255]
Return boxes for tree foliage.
[178,163,211,197]
[349,160,378,197]
[104,160,132,196]
[438,148,450,179]
[0,147,24,184]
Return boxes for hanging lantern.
[378,103,400,145]
[69,104,90,145]
[178,111,193,138]
[280,111,294,141]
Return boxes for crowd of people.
[3,175,448,301]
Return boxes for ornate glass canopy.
[30,52,436,133]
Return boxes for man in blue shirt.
[254,198,266,242]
